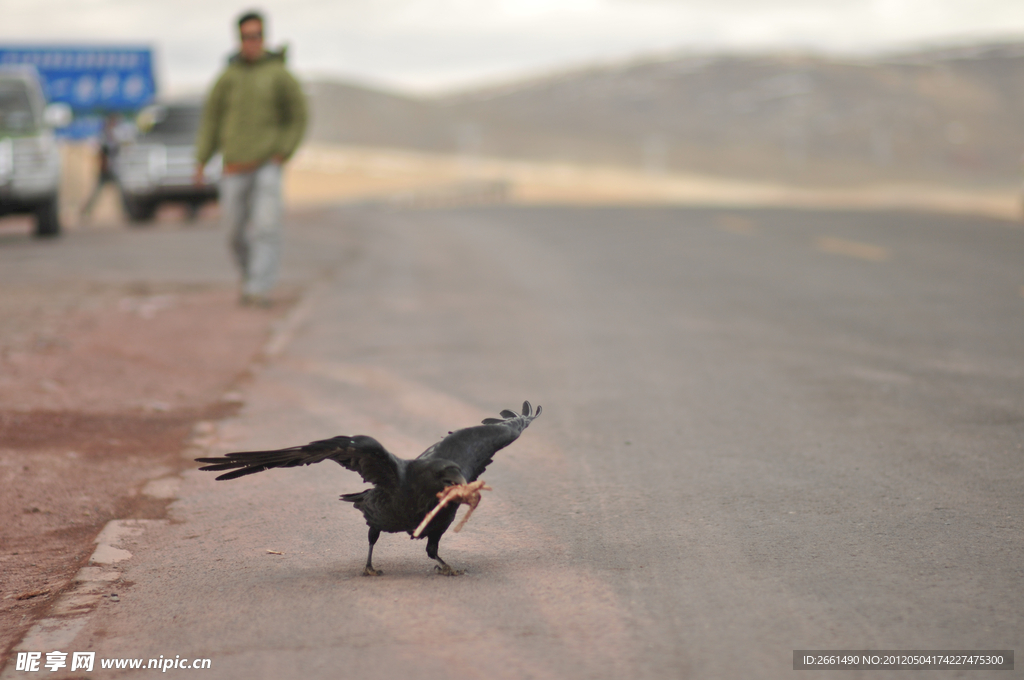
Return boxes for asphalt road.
[7,205,1023,679]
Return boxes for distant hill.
[306,42,1024,188]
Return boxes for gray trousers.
[220,162,283,297]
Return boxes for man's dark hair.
[237,10,264,28]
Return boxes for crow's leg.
[426,533,463,576]
[363,527,383,576]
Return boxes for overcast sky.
[3,0,1024,95]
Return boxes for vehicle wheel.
[122,194,157,224]
[33,196,61,238]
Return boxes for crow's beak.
[444,471,467,488]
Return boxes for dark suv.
[115,102,220,222]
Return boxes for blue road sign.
[0,45,156,113]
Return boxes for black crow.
[195,401,541,575]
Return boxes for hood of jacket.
[227,47,287,66]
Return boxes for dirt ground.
[0,282,293,664]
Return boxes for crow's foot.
[434,564,464,576]
[362,566,383,576]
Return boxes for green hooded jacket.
[195,49,307,167]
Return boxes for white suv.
[0,66,71,237]
[115,102,220,223]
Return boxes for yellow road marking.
[815,236,890,262]
[715,214,757,234]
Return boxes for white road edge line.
[262,279,330,360]
[1,519,167,680]
[3,281,327,677]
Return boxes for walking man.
[195,10,307,306]
[80,113,122,222]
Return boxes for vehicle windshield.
[137,105,201,140]
[0,79,39,134]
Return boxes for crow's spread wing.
[418,401,541,481]
[196,435,402,487]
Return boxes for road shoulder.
[0,284,293,666]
